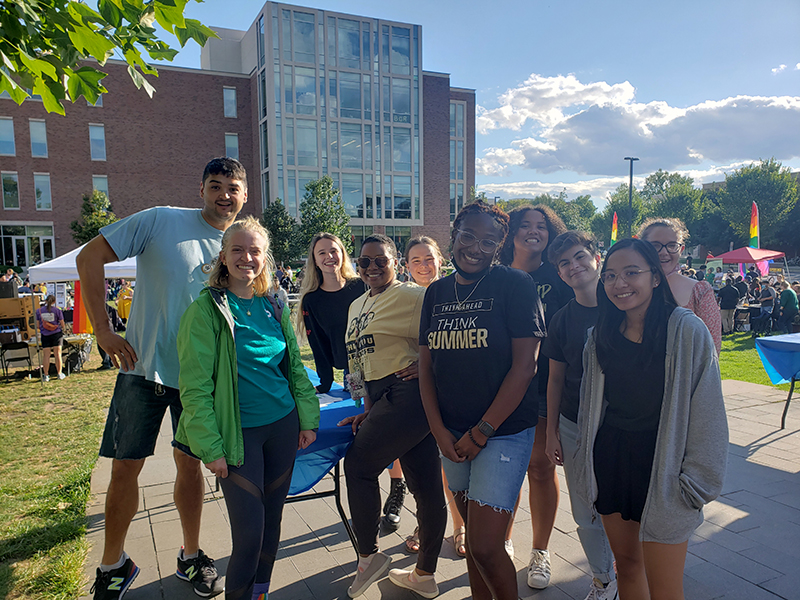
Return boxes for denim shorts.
[441,426,536,513]
[99,373,196,460]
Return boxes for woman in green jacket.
[176,216,319,600]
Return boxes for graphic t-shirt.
[101,207,224,389]
[345,281,425,382]
[36,306,64,336]
[527,261,575,404]
[541,299,598,424]
[419,266,546,436]
[228,294,295,428]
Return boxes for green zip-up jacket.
[175,287,320,466]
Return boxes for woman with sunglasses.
[638,218,721,355]
[499,205,570,587]
[339,234,447,599]
[573,238,727,599]
[419,201,546,600]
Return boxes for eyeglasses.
[649,241,681,254]
[357,256,391,269]
[455,230,499,254]
[600,269,653,286]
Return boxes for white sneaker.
[584,577,618,600]
[57,372,66,380]
[42,375,50,382]
[348,552,390,598]
[388,568,439,599]
[504,539,514,560]
[527,548,551,589]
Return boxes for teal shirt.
[228,294,295,428]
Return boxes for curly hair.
[637,217,689,245]
[499,205,567,266]
[450,200,510,255]
[361,233,398,258]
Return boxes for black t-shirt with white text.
[420,266,546,436]
[541,299,598,424]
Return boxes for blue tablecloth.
[289,368,361,495]
[755,333,800,385]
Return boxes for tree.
[691,188,738,254]
[719,159,798,249]
[70,189,117,244]
[496,192,597,232]
[0,0,217,114]
[590,184,644,247]
[262,198,301,265]
[298,176,352,254]
[640,170,702,230]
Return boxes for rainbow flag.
[750,202,759,248]
[611,212,618,246]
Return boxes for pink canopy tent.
[711,247,785,263]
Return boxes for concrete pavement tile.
[692,518,760,552]
[151,517,185,552]
[689,540,782,585]
[723,490,800,527]
[770,491,800,510]
[739,521,800,559]
[682,573,729,600]
[744,542,800,575]
[148,506,181,524]
[685,561,757,594]
[684,549,707,569]
[714,586,786,599]
[760,572,800,600]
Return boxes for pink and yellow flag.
[611,212,618,246]
[749,202,759,248]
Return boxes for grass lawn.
[719,332,791,392]
[0,344,116,600]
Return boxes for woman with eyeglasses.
[419,201,546,600]
[499,205,570,587]
[573,238,727,599]
[338,234,447,599]
[638,218,721,355]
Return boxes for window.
[29,120,47,157]
[339,72,361,119]
[293,12,315,63]
[93,175,109,197]
[257,15,265,67]
[87,95,103,107]
[295,119,317,167]
[392,128,411,172]
[340,123,362,169]
[223,87,237,118]
[338,19,360,69]
[225,133,239,159]
[1,225,54,267]
[392,79,410,123]
[394,175,411,219]
[34,173,51,210]
[258,71,267,119]
[0,118,14,155]
[89,124,106,160]
[294,67,316,116]
[341,173,363,218]
[450,104,456,137]
[2,172,19,209]
[391,27,410,75]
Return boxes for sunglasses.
[357,256,391,269]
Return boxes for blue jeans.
[441,426,535,513]
[560,415,615,583]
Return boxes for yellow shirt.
[346,281,425,382]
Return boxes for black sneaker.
[176,548,224,597]
[90,557,139,600]
[381,478,406,532]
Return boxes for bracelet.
[467,427,487,449]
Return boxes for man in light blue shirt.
[77,157,248,600]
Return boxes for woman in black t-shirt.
[420,201,546,600]
[499,204,571,588]
[294,233,364,394]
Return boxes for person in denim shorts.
[419,201,546,600]
[76,158,248,600]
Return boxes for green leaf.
[154,0,187,32]
[67,1,105,24]
[18,51,58,82]
[0,69,29,104]
[127,64,156,98]
[139,7,156,28]
[174,18,217,48]
[66,66,108,103]
[98,0,123,28]
[123,48,158,75]
[146,43,179,61]
[67,24,116,64]
[33,77,65,115]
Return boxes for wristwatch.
[477,420,496,438]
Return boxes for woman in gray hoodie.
[573,238,728,599]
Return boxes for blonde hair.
[404,236,445,284]
[208,216,275,297]
[293,232,358,340]
[637,217,689,245]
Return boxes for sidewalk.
[81,380,800,599]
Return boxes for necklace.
[232,292,256,316]
[353,282,392,337]
[454,272,488,311]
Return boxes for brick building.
[0,1,474,269]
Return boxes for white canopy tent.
[27,243,137,283]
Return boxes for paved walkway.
[81,380,800,600]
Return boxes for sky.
[163,0,800,208]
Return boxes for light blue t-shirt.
[228,294,295,428]
[100,207,223,389]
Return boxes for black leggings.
[219,409,299,600]
[344,375,446,573]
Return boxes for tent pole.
[31,292,43,387]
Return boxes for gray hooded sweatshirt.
[573,307,728,544]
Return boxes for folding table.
[755,333,800,429]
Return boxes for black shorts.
[41,332,63,348]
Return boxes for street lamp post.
[624,157,639,238]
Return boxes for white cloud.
[796,63,800,70]
[772,64,787,74]
[476,72,800,177]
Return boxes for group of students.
[84,153,728,600]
